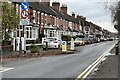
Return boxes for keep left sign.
[21,2,29,10]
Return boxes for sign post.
[20,1,29,53]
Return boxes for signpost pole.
[20,0,29,54]
[24,0,26,54]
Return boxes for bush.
[2,40,11,46]
[62,35,71,41]
[26,40,35,44]
[72,36,78,40]
[30,44,39,53]
[34,38,41,43]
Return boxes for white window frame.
[33,10,36,23]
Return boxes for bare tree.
[105,1,120,35]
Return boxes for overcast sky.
[53,0,118,33]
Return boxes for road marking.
[0,67,14,73]
[76,41,118,80]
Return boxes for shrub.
[30,44,39,53]
[72,36,78,40]
[2,40,11,46]
[62,35,71,41]
[34,38,41,43]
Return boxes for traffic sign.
[84,26,90,34]
[62,41,65,45]
[21,10,29,19]
[21,2,29,10]
[20,19,29,25]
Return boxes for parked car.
[42,37,62,49]
[74,38,85,46]
[94,37,100,43]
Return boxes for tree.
[107,1,120,35]
[2,2,20,40]
[113,2,120,33]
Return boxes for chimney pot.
[52,2,60,12]
[72,12,75,18]
[61,4,68,13]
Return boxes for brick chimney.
[41,0,50,6]
[52,2,60,12]
[79,16,86,21]
[83,17,86,21]
[61,4,68,14]
[77,15,79,18]
[72,12,75,18]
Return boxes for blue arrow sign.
[62,41,65,45]
[21,2,29,10]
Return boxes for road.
[2,41,117,78]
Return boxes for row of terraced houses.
[4,0,113,51]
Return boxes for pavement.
[86,40,120,80]
[1,41,117,79]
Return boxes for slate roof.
[66,27,72,32]
[10,1,80,24]
[57,26,64,31]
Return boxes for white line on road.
[0,67,14,73]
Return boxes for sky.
[51,0,118,33]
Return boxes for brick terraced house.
[2,0,113,51]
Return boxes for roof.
[66,27,72,31]
[57,26,64,31]
[28,2,41,11]
[10,1,80,24]
[39,2,57,16]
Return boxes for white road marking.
[0,67,14,73]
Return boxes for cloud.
[59,1,117,32]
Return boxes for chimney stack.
[72,12,75,18]
[41,0,50,6]
[77,15,79,18]
[52,2,60,12]
[61,4,68,14]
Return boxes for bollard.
[46,42,48,50]
[62,41,67,52]
[115,44,119,55]
[70,38,75,50]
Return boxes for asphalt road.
[2,41,117,78]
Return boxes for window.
[32,28,36,38]
[41,13,45,25]
[16,26,24,37]
[52,17,54,26]
[38,12,40,24]
[57,18,59,26]
[26,27,32,38]
[50,30,55,37]
[44,16,47,24]
[33,10,36,23]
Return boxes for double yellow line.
[76,41,118,80]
